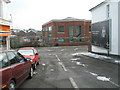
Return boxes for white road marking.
[84,70,120,88]
[55,54,61,62]
[109,80,120,88]
[69,77,79,89]
[55,54,67,71]
[60,62,68,71]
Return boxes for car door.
[6,51,24,84]
[0,52,11,86]
[15,52,31,77]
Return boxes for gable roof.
[3,0,11,3]
[89,1,106,11]
[43,17,91,26]
[89,0,120,11]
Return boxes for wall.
[109,2,119,55]
[91,1,119,55]
[0,0,10,26]
[91,3,107,24]
[0,0,2,17]
[118,1,120,55]
[42,20,91,46]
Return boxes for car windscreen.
[18,49,34,55]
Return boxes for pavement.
[18,46,119,89]
[75,52,120,64]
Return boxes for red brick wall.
[42,20,91,46]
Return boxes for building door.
[69,25,74,43]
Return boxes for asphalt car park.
[19,46,119,89]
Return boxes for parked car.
[0,50,33,90]
[18,47,40,70]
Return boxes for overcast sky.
[8,0,104,30]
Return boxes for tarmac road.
[19,46,119,89]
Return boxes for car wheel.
[34,63,37,70]
[28,67,33,79]
[9,80,15,90]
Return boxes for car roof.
[18,47,35,50]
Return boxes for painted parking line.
[59,62,68,72]
[109,80,120,88]
[69,77,79,89]
[55,54,67,71]
[55,54,61,62]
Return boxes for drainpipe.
[6,36,10,50]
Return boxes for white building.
[0,0,11,50]
[90,0,120,55]
[0,0,11,26]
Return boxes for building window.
[49,26,52,31]
[106,4,110,18]
[58,26,64,32]
[58,38,64,43]
[76,25,82,42]
[69,25,74,43]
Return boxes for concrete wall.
[0,0,10,25]
[91,3,107,23]
[118,1,120,55]
[109,2,119,55]
[0,0,2,17]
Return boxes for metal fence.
[10,36,42,48]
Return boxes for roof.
[89,1,106,11]
[43,17,91,26]
[3,0,11,3]
[53,17,85,21]
[18,47,35,50]
[90,0,120,11]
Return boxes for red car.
[18,47,40,70]
[0,50,33,90]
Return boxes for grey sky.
[8,0,104,30]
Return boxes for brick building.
[42,17,91,46]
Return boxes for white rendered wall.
[91,3,107,24]
[0,0,10,25]
[118,1,120,55]
[0,0,2,17]
[91,1,119,55]
[109,2,119,55]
